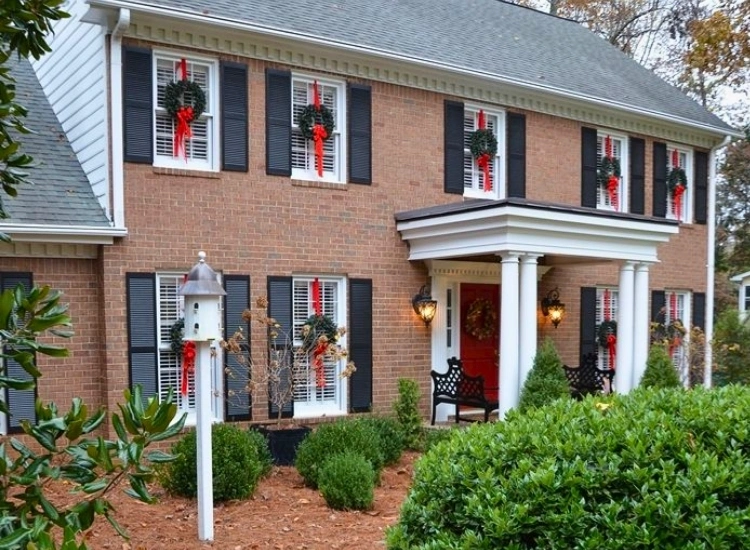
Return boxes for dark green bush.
[318,451,376,510]
[518,337,570,412]
[713,308,750,386]
[356,416,406,466]
[160,424,264,502]
[387,386,750,549]
[246,427,274,476]
[420,427,456,453]
[295,419,384,488]
[393,378,423,449]
[641,343,682,389]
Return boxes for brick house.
[0,0,739,429]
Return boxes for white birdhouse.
[179,251,226,341]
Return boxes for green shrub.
[420,427,456,453]
[387,386,750,549]
[640,343,682,388]
[295,419,384,488]
[393,378,423,449]
[318,451,376,510]
[160,424,264,502]
[518,338,570,412]
[356,416,406,466]
[246,427,274,476]
[713,308,750,386]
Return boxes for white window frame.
[156,273,224,427]
[596,287,619,371]
[291,275,349,418]
[153,51,220,172]
[596,130,629,213]
[663,290,691,386]
[463,104,506,200]
[666,144,693,223]
[291,74,346,184]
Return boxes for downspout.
[704,134,733,388]
[110,8,130,229]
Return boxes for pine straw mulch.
[48,451,419,550]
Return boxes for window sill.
[153,166,221,179]
[292,179,348,191]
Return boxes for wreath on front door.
[465,298,497,341]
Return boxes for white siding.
[30,0,109,219]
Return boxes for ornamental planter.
[254,425,312,466]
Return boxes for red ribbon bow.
[606,334,617,369]
[607,175,619,210]
[181,340,196,396]
[312,340,328,388]
[673,184,685,220]
[312,124,328,177]
[174,106,195,161]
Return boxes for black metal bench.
[563,352,615,399]
[431,357,499,424]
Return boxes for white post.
[499,252,520,418]
[632,263,650,389]
[196,340,214,541]
[518,254,540,393]
[616,262,636,394]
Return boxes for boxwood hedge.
[387,386,750,549]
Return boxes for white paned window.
[663,290,690,384]
[596,288,619,371]
[597,132,629,212]
[666,146,693,223]
[463,106,505,199]
[156,273,223,425]
[292,277,348,417]
[154,53,218,171]
[291,76,345,183]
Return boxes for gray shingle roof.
[120,0,732,133]
[4,57,110,227]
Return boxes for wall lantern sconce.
[541,287,565,329]
[412,284,437,327]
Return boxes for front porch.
[396,197,679,420]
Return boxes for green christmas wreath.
[597,320,617,348]
[170,318,185,356]
[298,104,335,141]
[667,166,688,191]
[164,79,206,121]
[301,314,339,349]
[597,156,621,188]
[469,129,498,160]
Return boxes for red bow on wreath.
[181,340,196,396]
[312,81,328,177]
[606,333,617,368]
[312,340,328,388]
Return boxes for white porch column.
[499,252,521,418]
[632,262,651,389]
[616,262,636,394]
[518,254,540,393]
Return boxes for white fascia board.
[88,0,740,140]
[0,224,128,244]
[730,271,750,283]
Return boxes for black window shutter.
[224,275,251,421]
[265,69,292,176]
[580,287,597,361]
[348,84,372,185]
[267,276,293,418]
[651,290,666,325]
[581,127,598,207]
[2,273,36,433]
[692,292,706,331]
[653,142,667,218]
[221,61,248,172]
[694,151,709,224]
[349,279,373,413]
[444,100,465,194]
[507,113,526,198]
[630,137,645,215]
[126,273,158,400]
[123,47,153,164]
